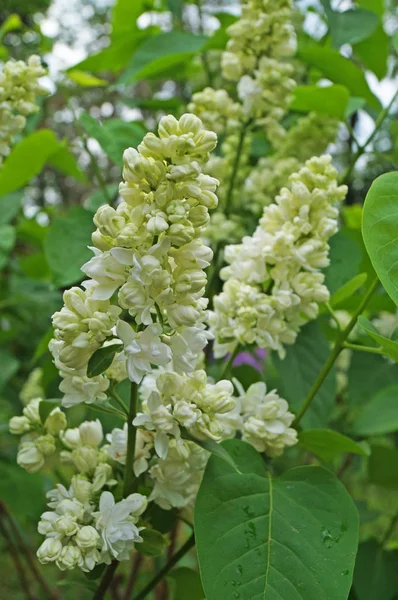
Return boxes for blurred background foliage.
[0,0,398,598]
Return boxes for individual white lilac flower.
[93,491,147,562]
[79,420,103,447]
[116,320,172,384]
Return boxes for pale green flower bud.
[9,415,31,435]
[56,544,82,571]
[35,434,56,456]
[55,514,79,537]
[75,525,100,550]
[79,419,103,447]
[92,463,115,492]
[17,442,44,473]
[22,398,41,424]
[72,446,98,473]
[71,475,93,504]
[61,427,81,449]
[45,408,67,435]
[37,538,62,564]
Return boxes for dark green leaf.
[181,428,240,473]
[345,97,366,118]
[0,348,19,392]
[0,130,60,198]
[353,385,398,436]
[118,32,208,84]
[299,429,370,462]
[70,33,149,74]
[354,0,388,80]
[195,439,359,600]
[298,46,381,111]
[167,567,204,600]
[0,224,16,268]
[44,206,95,287]
[358,316,398,362]
[84,564,106,580]
[368,445,398,489]
[325,229,363,294]
[85,184,119,212]
[87,344,120,377]
[290,84,349,119]
[111,0,143,39]
[140,528,170,557]
[321,2,379,48]
[330,273,368,308]
[362,172,398,306]
[354,540,398,600]
[32,327,54,363]
[0,191,23,225]
[274,321,336,428]
[347,351,398,407]
[39,399,61,424]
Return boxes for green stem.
[218,344,240,381]
[343,342,383,355]
[325,302,342,331]
[133,534,195,600]
[340,90,398,184]
[123,382,138,497]
[88,403,126,419]
[93,560,119,600]
[224,121,251,217]
[109,389,129,415]
[196,0,213,87]
[294,277,379,426]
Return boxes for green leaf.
[274,321,336,428]
[353,385,398,436]
[140,529,170,557]
[118,32,208,84]
[298,46,381,111]
[362,172,398,306]
[0,130,60,198]
[70,33,150,74]
[321,3,379,48]
[167,0,183,21]
[67,70,108,87]
[167,567,204,600]
[111,0,143,39]
[0,348,19,392]
[0,224,16,268]
[195,439,359,600]
[84,564,106,580]
[290,84,349,119]
[181,429,240,473]
[299,429,370,462]
[368,445,398,489]
[354,540,398,600]
[330,273,368,307]
[32,327,54,363]
[44,206,95,287]
[85,184,119,212]
[347,351,398,406]
[354,0,388,80]
[87,344,120,377]
[0,14,22,40]
[358,316,398,362]
[39,399,61,424]
[47,144,88,182]
[79,113,145,165]
[0,191,23,225]
[345,97,366,119]
[325,229,363,294]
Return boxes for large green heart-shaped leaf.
[362,172,398,307]
[195,439,359,600]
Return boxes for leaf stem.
[325,302,341,331]
[340,90,398,184]
[88,403,127,420]
[133,534,195,600]
[123,382,138,497]
[223,121,251,217]
[343,342,383,355]
[294,277,379,426]
[109,389,129,415]
[218,344,240,381]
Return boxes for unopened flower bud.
[17,442,44,473]
[79,420,103,447]
[72,446,98,473]
[56,544,82,571]
[75,526,100,550]
[37,538,62,564]
[45,408,67,435]
[35,434,56,456]
[9,416,31,435]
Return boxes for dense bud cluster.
[0,55,47,164]
[209,156,348,357]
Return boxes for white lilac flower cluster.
[244,112,339,213]
[209,155,348,358]
[49,114,218,406]
[0,55,47,164]
[9,398,67,473]
[221,0,296,124]
[37,485,147,571]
